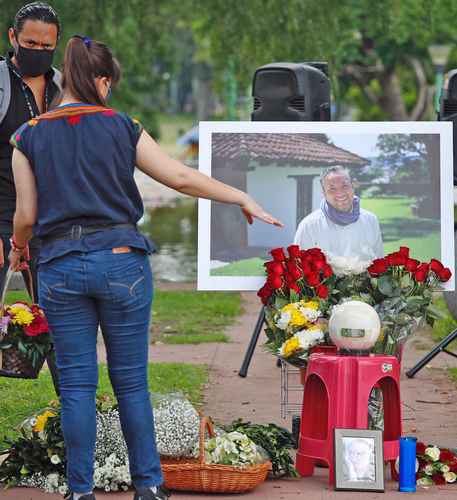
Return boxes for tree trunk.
[378,67,408,120]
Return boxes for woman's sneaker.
[134,485,171,500]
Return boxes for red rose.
[414,269,427,282]
[257,284,273,304]
[306,272,321,287]
[368,258,388,276]
[24,315,49,337]
[288,283,300,294]
[438,267,452,282]
[307,248,326,261]
[439,449,456,462]
[312,260,326,272]
[431,473,446,485]
[391,252,407,266]
[286,262,302,280]
[300,261,312,276]
[399,246,410,258]
[322,264,333,279]
[405,258,419,272]
[449,460,457,473]
[287,245,301,258]
[416,442,426,455]
[417,263,430,273]
[270,248,286,262]
[264,261,284,275]
[316,284,329,299]
[430,259,444,274]
[270,276,283,289]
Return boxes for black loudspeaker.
[251,62,331,121]
[438,69,457,184]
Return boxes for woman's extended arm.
[9,148,37,270]
[136,130,283,227]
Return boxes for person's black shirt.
[0,52,59,233]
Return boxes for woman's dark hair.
[14,2,61,36]
[61,36,121,107]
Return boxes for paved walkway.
[3,288,457,499]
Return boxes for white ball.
[329,300,381,352]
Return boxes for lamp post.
[428,44,453,113]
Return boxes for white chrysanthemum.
[298,306,321,323]
[440,464,450,473]
[275,311,291,330]
[327,254,371,276]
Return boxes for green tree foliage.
[0,0,186,136]
[191,0,457,120]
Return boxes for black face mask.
[15,43,55,77]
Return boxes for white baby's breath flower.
[298,307,321,323]
[425,446,440,462]
[327,254,371,276]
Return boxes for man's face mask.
[14,39,55,77]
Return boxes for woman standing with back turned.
[9,36,282,500]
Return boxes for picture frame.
[334,428,384,492]
[197,121,454,291]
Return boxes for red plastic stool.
[295,354,401,485]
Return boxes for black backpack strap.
[0,59,11,126]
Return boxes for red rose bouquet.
[258,245,335,366]
[0,301,52,371]
[366,247,452,356]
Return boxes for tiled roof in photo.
[211,133,368,167]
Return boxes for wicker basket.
[0,268,46,379]
[0,346,44,379]
[160,416,271,493]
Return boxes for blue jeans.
[38,249,163,493]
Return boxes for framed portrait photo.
[197,121,454,291]
[334,428,384,492]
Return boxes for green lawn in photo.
[211,257,265,277]
[0,362,207,441]
[152,290,242,343]
[361,196,441,261]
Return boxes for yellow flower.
[281,337,300,357]
[33,410,56,433]
[299,300,319,310]
[281,304,307,328]
[11,308,34,326]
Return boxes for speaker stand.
[405,328,457,378]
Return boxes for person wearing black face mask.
[0,2,61,298]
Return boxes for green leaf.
[17,341,27,355]
[377,275,394,296]
[289,290,299,303]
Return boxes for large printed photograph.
[197,122,454,291]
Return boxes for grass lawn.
[431,296,457,350]
[6,289,241,344]
[0,362,207,441]
[152,290,242,343]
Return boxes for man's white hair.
[319,166,352,188]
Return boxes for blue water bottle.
[399,436,417,492]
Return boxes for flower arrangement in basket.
[257,245,452,364]
[0,270,51,379]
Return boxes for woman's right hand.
[240,195,283,227]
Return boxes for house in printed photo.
[210,133,368,262]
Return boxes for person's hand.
[0,239,4,268]
[240,196,283,227]
[8,247,29,272]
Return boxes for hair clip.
[73,34,92,48]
